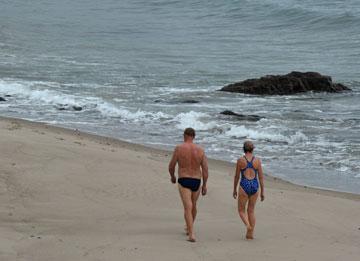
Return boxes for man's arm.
[258,159,265,201]
[233,159,241,199]
[200,153,208,196]
[168,146,178,183]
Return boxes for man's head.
[183,127,196,141]
[243,140,254,153]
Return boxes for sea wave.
[173,111,218,131]
[225,125,307,144]
[242,0,360,30]
[0,79,169,122]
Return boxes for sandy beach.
[0,116,359,261]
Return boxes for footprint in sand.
[7,122,21,130]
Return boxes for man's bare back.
[173,143,205,179]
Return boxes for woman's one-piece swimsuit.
[240,156,259,196]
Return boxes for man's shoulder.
[193,144,205,154]
[175,143,185,150]
[194,143,204,150]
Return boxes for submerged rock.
[72,106,83,111]
[55,104,83,111]
[181,99,200,104]
[220,71,351,95]
[220,110,263,121]
[154,99,200,104]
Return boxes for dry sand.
[0,116,359,261]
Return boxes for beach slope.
[0,117,359,261]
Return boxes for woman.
[233,140,265,239]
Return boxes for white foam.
[157,87,214,94]
[355,173,360,178]
[225,125,307,144]
[0,79,170,122]
[338,166,349,172]
[0,79,81,106]
[173,111,217,131]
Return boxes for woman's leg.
[247,191,259,239]
[237,187,251,230]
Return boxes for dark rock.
[220,71,351,95]
[72,106,82,111]
[5,95,12,97]
[181,99,200,104]
[55,104,68,111]
[55,104,82,111]
[154,99,200,104]
[220,110,263,121]
[0,97,6,101]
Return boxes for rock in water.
[181,99,200,104]
[220,110,263,121]
[220,71,351,95]
[0,97,7,101]
[72,106,83,111]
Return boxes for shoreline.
[1,115,359,200]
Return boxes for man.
[168,128,208,242]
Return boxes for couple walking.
[168,128,265,242]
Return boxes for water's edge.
[2,114,359,198]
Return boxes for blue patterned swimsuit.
[240,156,259,196]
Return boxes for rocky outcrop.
[0,97,6,101]
[220,71,351,95]
[220,110,263,121]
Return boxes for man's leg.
[237,187,251,235]
[247,191,259,239]
[178,185,196,242]
[191,189,201,222]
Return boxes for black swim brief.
[178,177,201,192]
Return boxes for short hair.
[184,128,195,138]
[243,140,254,153]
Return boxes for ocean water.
[1,0,359,193]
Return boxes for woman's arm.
[233,159,241,199]
[201,154,209,196]
[258,159,265,201]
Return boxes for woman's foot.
[187,235,196,242]
[246,227,254,240]
[184,225,189,235]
